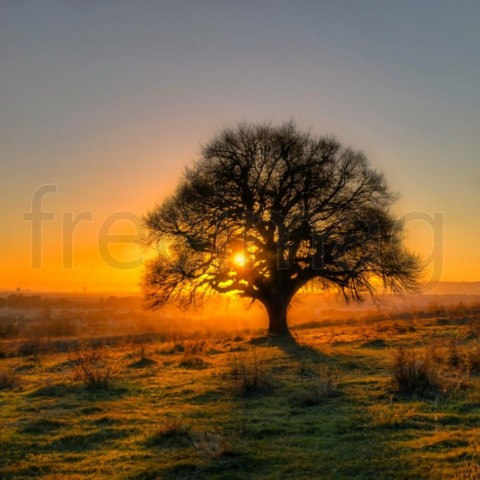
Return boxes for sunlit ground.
[1,307,480,479]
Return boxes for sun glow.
[233,251,246,267]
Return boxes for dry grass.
[184,339,210,355]
[294,361,343,406]
[159,415,187,436]
[158,342,185,355]
[392,343,474,396]
[0,367,18,390]
[464,342,480,372]
[193,430,231,460]
[178,353,209,369]
[452,460,480,480]
[368,399,417,428]
[128,345,156,368]
[147,415,190,447]
[312,364,342,398]
[71,347,118,389]
[446,340,465,368]
[391,347,442,395]
[228,350,272,396]
[466,315,480,339]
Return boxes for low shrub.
[147,415,190,447]
[295,362,343,406]
[159,416,187,437]
[229,351,272,397]
[128,346,156,368]
[391,347,441,395]
[466,316,480,338]
[17,340,44,358]
[184,340,209,355]
[446,340,465,368]
[159,342,185,355]
[312,364,342,399]
[178,354,209,369]
[464,342,480,372]
[193,430,231,460]
[71,347,118,389]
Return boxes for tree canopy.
[143,121,421,335]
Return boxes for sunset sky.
[1,1,479,292]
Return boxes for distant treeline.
[0,294,143,310]
[0,294,155,340]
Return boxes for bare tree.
[143,121,421,335]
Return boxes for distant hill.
[421,282,480,296]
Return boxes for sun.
[233,251,246,267]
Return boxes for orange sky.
[1,2,479,293]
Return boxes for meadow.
[1,305,480,479]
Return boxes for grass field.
[1,313,480,479]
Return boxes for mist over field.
[1,283,480,342]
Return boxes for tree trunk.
[265,297,291,336]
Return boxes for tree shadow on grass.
[128,453,265,480]
[249,333,331,363]
[126,462,199,480]
[21,417,67,435]
[46,427,131,452]
[270,332,379,373]
[28,382,128,401]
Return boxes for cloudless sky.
[1,0,479,292]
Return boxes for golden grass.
[0,313,479,478]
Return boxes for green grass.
[1,315,480,479]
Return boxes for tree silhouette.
[143,122,421,335]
